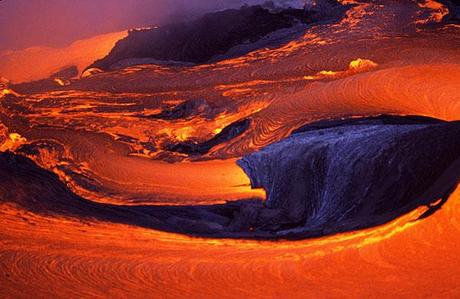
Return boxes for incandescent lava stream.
[1,0,460,297]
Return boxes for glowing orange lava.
[1,0,460,297]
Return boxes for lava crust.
[2,116,459,240]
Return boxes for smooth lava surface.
[1,0,460,297]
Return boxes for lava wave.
[1,0,460,297]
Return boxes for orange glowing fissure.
[1,0,460,297]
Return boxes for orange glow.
[304,58,378,80]
[81,67,104,78]
[53,78,69,86]
[1,0,460,297]
[1,88,21,97]
[348,58,378,71]
[1,186,459,297]
[0,130,27,152]
[416,0,450,25]
[0,31,127,83]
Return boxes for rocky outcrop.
[89,4,344,70]
[148,99,210,120]
[167,118,251,155]
[237,116,460,237]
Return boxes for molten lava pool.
[1,0,460,297]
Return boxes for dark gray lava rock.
[89,5,323,70]
[167,118,250,155]
[150,99,210,120]
[237,116,460,238]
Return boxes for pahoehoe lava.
[2,0,460,296]
[167,118,251,155]
[2,116,459,239]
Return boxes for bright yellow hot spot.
[349,58,378,70]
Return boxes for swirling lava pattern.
[1,0,460,297]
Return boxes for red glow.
[1,0,459,297]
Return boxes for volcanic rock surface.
[2,116,459,239]
[89,3,345,70]
[2,1,460,297]
[236,116,460,238]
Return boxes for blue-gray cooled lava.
[237,116,460,238]
[1,116,459,239]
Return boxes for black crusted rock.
[89,5,324,70]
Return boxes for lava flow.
[1,0,460,297]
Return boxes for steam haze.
[0,0,302,51]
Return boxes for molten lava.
[1,0,460,297]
